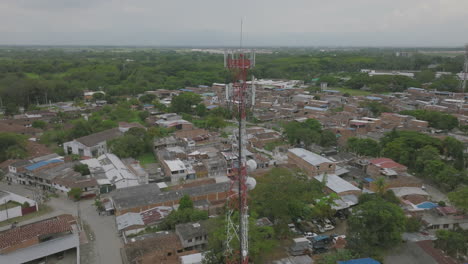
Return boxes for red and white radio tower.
[224,22,255,264]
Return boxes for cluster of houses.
[1,79,468,263]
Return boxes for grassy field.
[25,72,40,79]
[333,87,372,96]
[138,152,157,166]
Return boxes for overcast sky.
[1,0,468,47]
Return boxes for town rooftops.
[74,127,122,147]
[314,174,360,194]
[111,181,229,211]
[36,162,80,181]
[389,187,429,198]
[116,212,144,231]
[0,215,73,253]
[175,220,208,241]
[164,159,187,172]
[289,148,333,166]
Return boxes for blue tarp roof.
[338,258,380,264]
[366,96,382,101]
[143,104,154,107]
[207,105,218,109]
[364,178,374,182]
[26,159,63,171]
[179,89,194,92]
[417,202,438,209]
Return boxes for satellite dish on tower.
[246,159,257,172]
[246,177,257,191]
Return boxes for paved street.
[0,183,122,264]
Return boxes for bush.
[73,163,90,176]
[68,188,82,201]
[406,217,422,232]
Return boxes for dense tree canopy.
[400,110,459,130]
[347,197,406,255]
[0,48,464,112]
[380,130,466,190]
[283,118,337,147]
[346,137,381,157]
[108,127,152,159]
[0,132,28,162]
[448,187,468,212]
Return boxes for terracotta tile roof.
[369,158,407,169]
[0,215,73,252]
[416,240,458,264]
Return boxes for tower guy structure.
[458,44,468,112]
[224,47,255,264]
[461,44,468,95]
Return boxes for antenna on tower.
[224,18,255,264]
[458,44,468,112]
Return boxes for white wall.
[0,206,22,222]
[5,191,37,207]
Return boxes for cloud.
[1,0,467,46]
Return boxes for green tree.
[170,92,202,114]
[108,127,150,158]
[178,195,194,210]
[250,168,324,237]
[415,70,435,83]
[347,137,381,157]
[73,163,90,176]
[348,198,406,255]
[32,120,47,129]
[448,187,468,212]
[435,229,468,257]
[360,101,392,117]
[0,132,28,162]
[204,214,277,264]
[92,92,105,101]
[430,75,460,91]
[400,110,458,130]
[320,130,337,147]
[138,94,156,104]
[68,188,82,201]
[406,217,422,232]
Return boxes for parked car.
[324,224,335,231]
[316,224,325,233]
[288,223,301,234]
[304,232,318,239]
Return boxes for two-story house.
[175,221,209,251]
[63,128,122,157]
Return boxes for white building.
[162,159,196,183]
[63,128,122,157]
[81,153,142,189]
